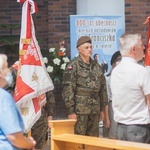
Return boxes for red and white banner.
[144,16,150,67]
[14,0,54,133]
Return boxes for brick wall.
[47,0,76,52]
[125,0,150,44]
[0,0,21,35]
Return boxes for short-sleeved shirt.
[105,76,112,102]
[111,57,150,125]
[0,88,24,150]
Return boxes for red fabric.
[14,76,34,102]
[144,16,150,66]
[17,0,26,3]
[32,94,46,113]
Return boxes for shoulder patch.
[67,65,73,70]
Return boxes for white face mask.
[4,72,13,86]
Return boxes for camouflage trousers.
[31,109,48,149]
[75,114,100,137]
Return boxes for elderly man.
[0,54,36,150]
[62,36,108,137]
[111,33,150,143]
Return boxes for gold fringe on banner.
[27,130,31,137]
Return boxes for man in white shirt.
[111,33,150,143]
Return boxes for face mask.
[4,72,13,86]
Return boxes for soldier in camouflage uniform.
[31,90,55,150]
[62,36,108,137]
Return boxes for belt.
[118,123,150,127]
[76,91,99,99]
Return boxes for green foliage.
[0,24,20,46]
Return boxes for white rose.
[60,47,66,52]
[53,58,61,65]
[49,48,55,53]
[61,63,67,70]
[63,57,70,63]
[47,65,53,73]
[43,57,48,64]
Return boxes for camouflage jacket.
[62,55,108,115]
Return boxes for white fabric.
[111,57,150,125]
[105,76,112,102]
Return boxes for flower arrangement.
[43,39,70,84]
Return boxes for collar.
[77,55,97,65]
[122,57,137,63]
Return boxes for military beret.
[76,36,92,48]
[110,51,121,65]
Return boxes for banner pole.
[27,130,31,137]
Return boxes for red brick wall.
[125,0,150,44]
[47,0,76,51]
[0,0,22,35]
[33,0,49,51]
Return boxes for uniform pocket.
[77,69,90,85]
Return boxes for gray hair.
[119,33,141,55]
[0,54,7,70]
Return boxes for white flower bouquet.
[43,40,70,84]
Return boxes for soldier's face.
[78,43,92,58]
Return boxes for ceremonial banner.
[144,16,150,67]
[14,0,54,133]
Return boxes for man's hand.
[104,117,110,129]
[99,111,104,122]
[28,137,36,150]
[68,113,77,119]
[48,116,53,128]
[48,116,53,121]
[6,132,36,150]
